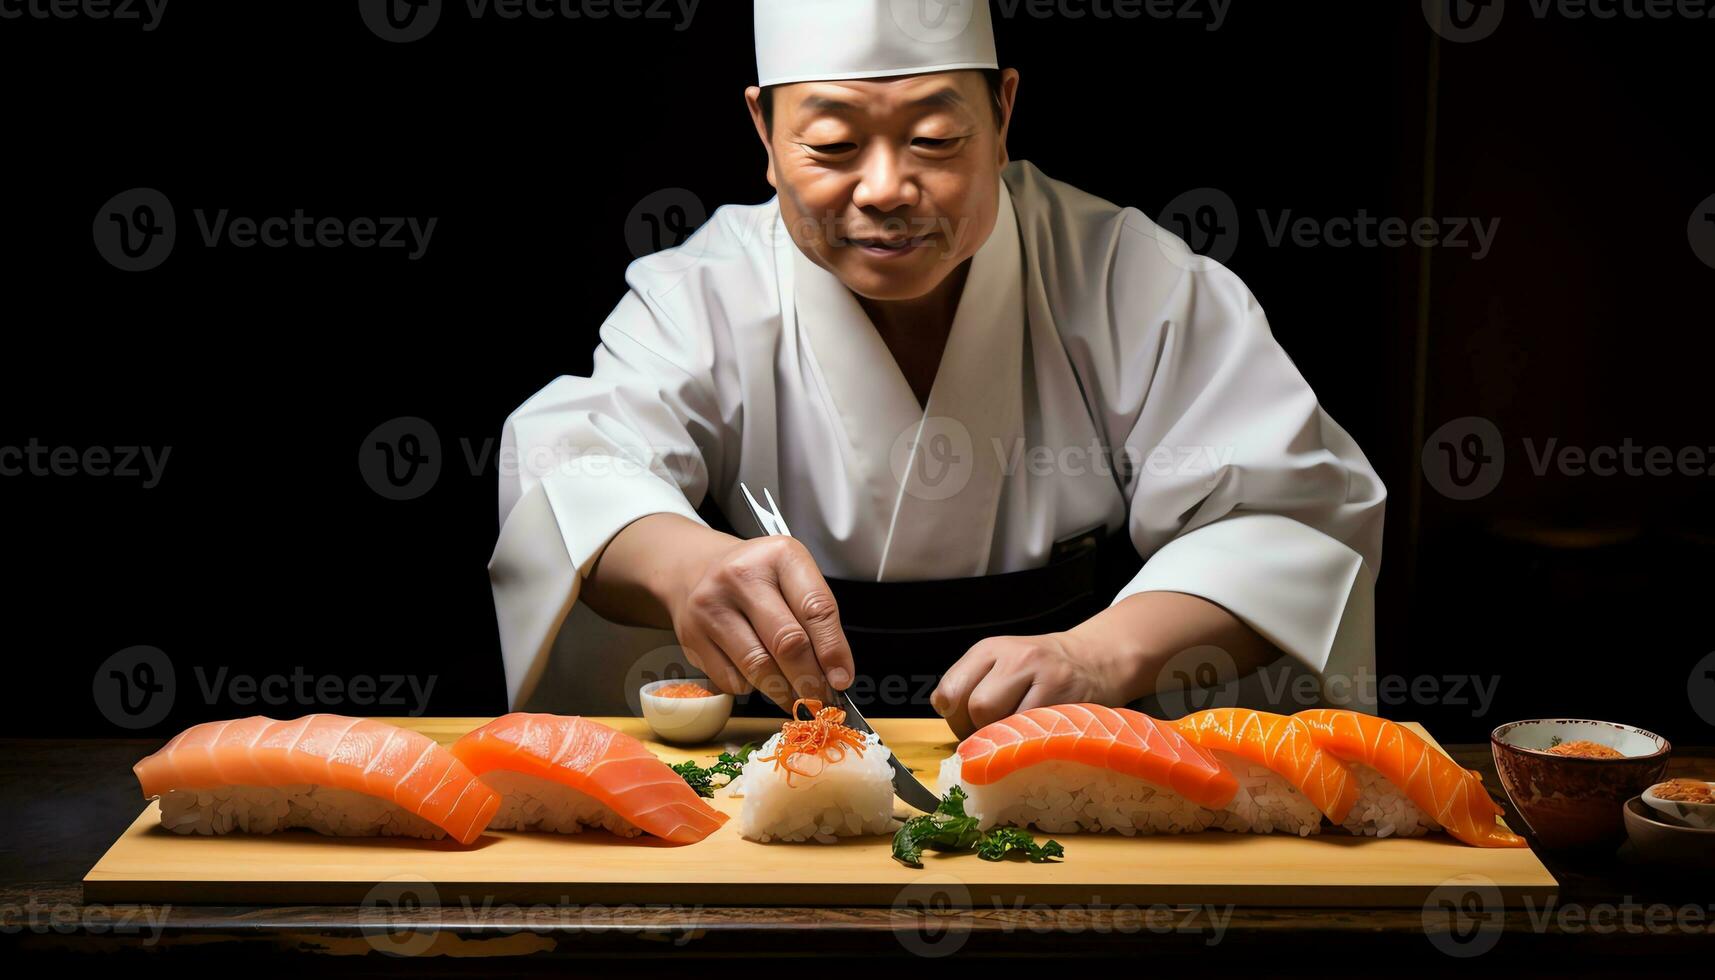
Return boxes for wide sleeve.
[1103,221,1386,708]
[489,281,731,709]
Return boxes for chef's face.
[747,69,1017,302]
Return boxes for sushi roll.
[936,704,1239,835]
[734,699,897,843]
[450,713,727,844]
[1294,709,1527,847]
[133,715,500,844]
[1174,708,1361,837]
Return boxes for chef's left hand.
[931,632,1125,740]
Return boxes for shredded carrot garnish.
[1545,739,1626,759]
[757,698,868,786]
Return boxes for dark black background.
[2,1,1710,742]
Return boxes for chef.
[489,0,1386,738]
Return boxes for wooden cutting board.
[84,716,1556,908]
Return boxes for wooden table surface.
[4,727,1713,973]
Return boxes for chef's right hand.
[665,534,855,712]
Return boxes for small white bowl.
[639,678,732,745]
[1642,780,1715,830]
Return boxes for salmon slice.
[1175,708,1360,824]
[954,703,1238,809]
[1294,709,1528,848]
[133,715,500,845]
[450,713,728,845]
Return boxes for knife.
[739,482,945,814]
[831,688,943,814]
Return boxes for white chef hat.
[755,0,998,87]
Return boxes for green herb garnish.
[672,743,757,798]
[975,827,1065,862]
[891,786,1064,867]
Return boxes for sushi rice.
[734,729,897,843]
[478,769,644,838]
[1339,764,1438,839]
[158,784,448,840]
[937,752,1433,839]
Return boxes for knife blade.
[830,689,942,813]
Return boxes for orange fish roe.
[652,682,716,699]
[757,698,868,785]
[1545,739,1626,759]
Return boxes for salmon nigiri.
[1175,708,1361,829]
[134,715,500,845]
[450,713,728,845]
[1294,709,1528,848]
[936,704,1239,835]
